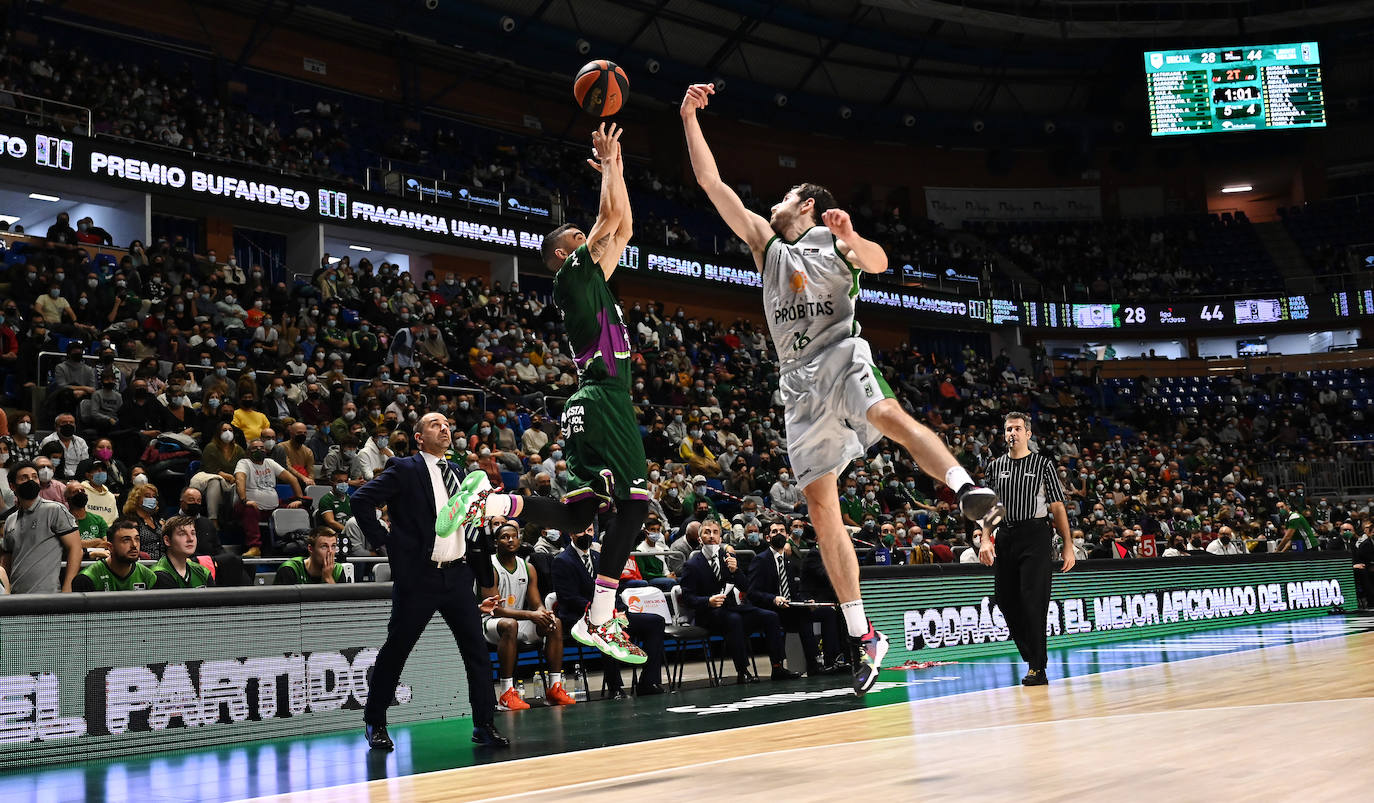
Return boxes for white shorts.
[482,616,541,645]
[778,337,893,489]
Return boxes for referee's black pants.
[365,561,497,729]
[994,519,1053,672]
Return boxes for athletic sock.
[840,600,869,638]
[500,677,513,694]
[485,493,518,518]
[549,672,563,688]
[589,578,618,626]
[945,466,974,494]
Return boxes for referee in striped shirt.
[977,411,1075,686]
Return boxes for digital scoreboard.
[1145,42,1326,136]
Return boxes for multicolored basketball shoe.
[850,622,889,696]
[436,470,493,541]
[571,609,648,665]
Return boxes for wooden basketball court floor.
[5,614,1372,802]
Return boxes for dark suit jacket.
[551,546,599,622]
[746,548,805,609]
[351,454,494,588]
[678,549,745,616]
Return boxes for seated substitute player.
[682,83,1002,692]
[679,517,801,684]
[274,527,351,584]
[444,123,648,666]
[152,515,214,589]
[482,522,577,710]
[72,519,158,592]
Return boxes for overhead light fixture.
[326,256,342,264]
[0,214,19,225]
[28,193,60,202]
[1221,185,1253,193]
[348,244,372,252]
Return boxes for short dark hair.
[792,183,837,224]
[540,224,578,272]
[1004,411,1032,430]
[9,460,37,481]
[163,515,197,543]
[109,518,140,539]
[307,527,338,547]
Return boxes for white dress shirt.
[420,451,464,560]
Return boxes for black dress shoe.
[771,667,803,681]
[472,723,510,748]
[736,671,758,685]
[1021,669,1049,687]
[635,682,666,696]
[365,723,394,751]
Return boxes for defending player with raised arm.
[682,83,1003,694]
[442,123,650,666]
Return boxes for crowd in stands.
[0,22,1289,304]
[2,206,1373,696]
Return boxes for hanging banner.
[924,186,1103,228]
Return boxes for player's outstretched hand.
[821,208,856,240]
[587,122,623,172]
[479,595,500,615]
[680,83,715,118]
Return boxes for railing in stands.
[1257,459,1374,498]
[0,90,92,136]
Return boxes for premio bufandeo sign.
[0,648,409,745]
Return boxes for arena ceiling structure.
[180,0,1374,144]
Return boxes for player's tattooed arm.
[587,231,618,266]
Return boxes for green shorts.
[560,384,650,504]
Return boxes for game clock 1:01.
[1144,42,1326,136]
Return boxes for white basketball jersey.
[761,225,860,366]
[490,556,531,610]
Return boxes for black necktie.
[583,552,594,577]
[438,459,459,499]
[777,553,790,600]
[711,555,722,581]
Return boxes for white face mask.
[701,543,719,558]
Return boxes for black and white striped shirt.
[984,452,1066,524]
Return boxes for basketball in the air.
[573,60,629,117]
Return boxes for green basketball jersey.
[278,556,346,584]
[554,244,632,391]
[79,560,158,591]
[152,556,212,588]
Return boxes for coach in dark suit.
[746,520,843,675]
[678,517,799,683]
[551,524,667,695]
[352,412,507,750]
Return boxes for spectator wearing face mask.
[78,459,119,525]
[234,437,306,558]
[679,427,719,477]
[683,475,718,518]
[1206,525,1244,555]
[632,516,677,594]
[769,469,805,514]
[39,413,89,479]
[122,483,166,562]
[49,342,97,414]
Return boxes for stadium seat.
[268,508,312,550]
[666,585,716,689]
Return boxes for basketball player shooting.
[445,122,650,667]
[681,82,1004,694]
